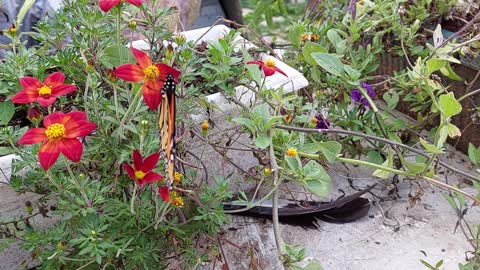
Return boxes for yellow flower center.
[38,85,52,96]
[134,170,145,180]
[286,147,298,157]
[311,117,318,124]
[45,123,65,140]
[265,58,276,68]
[172,196,184,207]
[174,172,183,183]
[144,65,159,80]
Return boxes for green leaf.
[468,143,480,166]
[405,162,426,173]
[16,0,36,27]
[426,59,445,75]
[311,52,345,77]
[285,156,301,172]
[292,260,324,270]
[254,135,271,149]
[367,151,384,165]
[327,29,343,47]
[317,141,342,163]
[373,149,393,179]
[246,63,262,85]
[420,138,444,154]
[303,160,331,197]
[438,92,462,118]
[288,23,305,49]
[100,46,136,68]
[302,42,328,66]
[440,62,462,81]
[0,101,15,126]
[343,65,361,80]
[232,118,256,134]
[447,123,461,138]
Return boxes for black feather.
[224,184,376,228]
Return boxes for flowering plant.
[0,0,479,269]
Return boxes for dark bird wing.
[223,184,376,228]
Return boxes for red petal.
[11,90,38,104]
[262,66,275,76]
[141,152,160,172]
[141,172,163,185]
[246,60,264,67]
[17,128,47,144]
[36,96,57,107]
[51,84,76,96]
[123,164,135,180]
[156,64,181,82]
[38,140,60,170]
[159,186,170,202]
[130,47,152,69]
[99,0,120,12]
[114,64,145,82]
[43,112,66,127]
[58,138,83,162]
[62,111,87,123]
[44,72,65,87]
[274,67,287,77]
[133,150,142,171]
[142,82,161,110]
[64,121,96,138]
[19,77,42,91]
[126,0,142,6]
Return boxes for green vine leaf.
[438,92,462,118]
[311,52,345,77]
[303,160,331,198]
[317,141,342,163]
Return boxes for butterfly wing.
[159,74,176,186]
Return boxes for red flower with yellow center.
[114,47,181,110]
[123,150,163,186]
[11,72,77,107]
[99,0,143,12]
[158,186,184,207]
[247,58,287,77]
[18,111,96,170]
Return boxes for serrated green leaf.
[285,156,301,172]
[100,46,136,68]
[254,135,271,149]
[303,160,331,197]
[317,141,342,163]
[288,23,305,49]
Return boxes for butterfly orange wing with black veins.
[159,74,176,186]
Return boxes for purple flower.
[280,107,287,115]
[351,82,376,107]
[313,114,330,129]
[348,0,357,20]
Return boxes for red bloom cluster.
[114,47,181,110]
[18,111,96,170]
[99,0,142,12]
[11,72,76,107]
[123,150,163,186]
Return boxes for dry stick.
[275,125,480,183]
[426,176,480,205]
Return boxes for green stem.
[357,85,378,112]
[130,184,138,214]
[119,88,142,135]
[84,73,90,117]
[65,161,91,207]
[112,84,120,122]
[337,157,413,176]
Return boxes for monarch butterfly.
[159,74,176,187]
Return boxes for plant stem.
[458,88,480,102]
[337,157,413,176]
[268,129,286,256]
[65,161,91,207]
[130,184,138,214]
[274,125,480,183]
[119,87,142,135]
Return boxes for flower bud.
[201,120,209,135]
[27,108,42,124]
[8,24,16,35]
[128,20,137,30]
[175,34,186,45]
[263,167,271,176]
